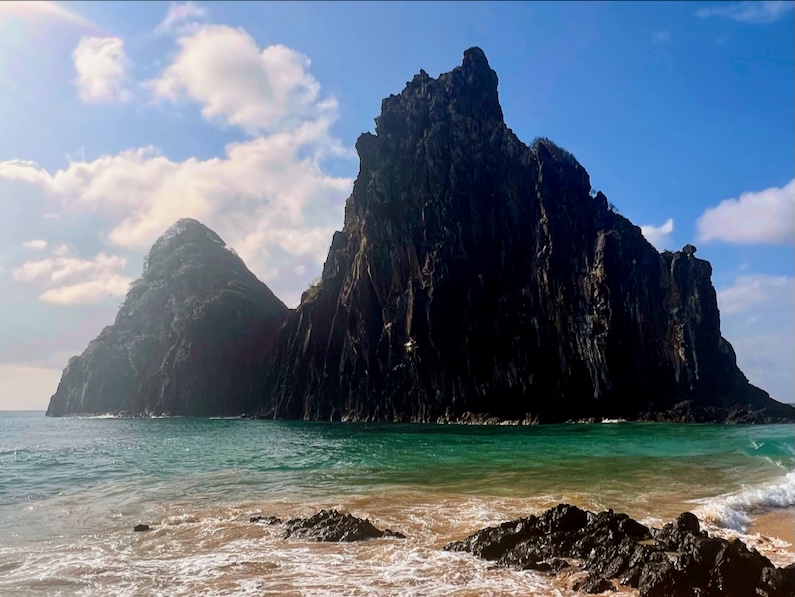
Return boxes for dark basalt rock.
[573,573,615,594]
[46,219,288,417]
[250,516,282,525]
[262,47,794,424]
[133,524,150,532]
[445,504,793,597]
[282,509,406,542]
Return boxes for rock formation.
[445,504,795,596]
[281,509,406,542]
[46,219,288,417]
[47,48,794,423]
[261,48,792,423]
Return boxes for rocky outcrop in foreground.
[47,48,794,422]
[46,219,288,417]
[251,509,406,542]
[446,504,795,596]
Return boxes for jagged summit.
[462,46,490,67]
[371,48,503,141]
[144,218,232,273]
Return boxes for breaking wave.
[693,470,795,532]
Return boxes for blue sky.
[0,1,792,409]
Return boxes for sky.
[0,1,792,410]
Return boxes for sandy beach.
[750,507,795,554]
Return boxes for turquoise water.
[0,412,793,596]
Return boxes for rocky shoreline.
[59,405,795,425]
[446,504,794,596]
[234,504,794,596]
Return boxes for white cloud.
[147,25,339,135]
[696,179,795,245]
[155,1,208,34]
[717,274,794,314]
[22,239,47,250]
[696,1,794,24]
[2,138,351,306]
[40,276,132,304]
[640,218,674,250]
[73,36,132,104]
[12,247,132,304]
[1,29,353,308]
[0,1,91,28]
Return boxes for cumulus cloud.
[696,1,794,24]
[0,1,91,28]
[12,246,132,304]
[147,25,338,135]
[22,239,47,250]
[3,136,351,297]
[73,36,132,104]
[717,274,794,315]
[1,27,354,307]
[155,1,208,35]
[640,218,674,250]
[696,179,794,245]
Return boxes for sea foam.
[693,470,795,531]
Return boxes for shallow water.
[0,412,792,595]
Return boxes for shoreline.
[47,412,795,425]
[749,507,795,553]
[2,489,793,596]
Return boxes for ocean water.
[0,412,793,596]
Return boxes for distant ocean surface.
[1,412,793,596]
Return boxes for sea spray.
[693,470,795,531]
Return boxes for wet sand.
[749,507,795,554]
[2,492,793,596]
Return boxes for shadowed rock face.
[262,48,792,423]
[46,219,288,417]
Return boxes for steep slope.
[46,219,288,417]
[263,48,792,423]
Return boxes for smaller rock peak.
[145,218,228,272]
[166,218,209,235]
[154,217,222,249]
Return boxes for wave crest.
[693,470,795,531]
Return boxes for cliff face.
[46,219,288,417]
[262,48,790,423]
